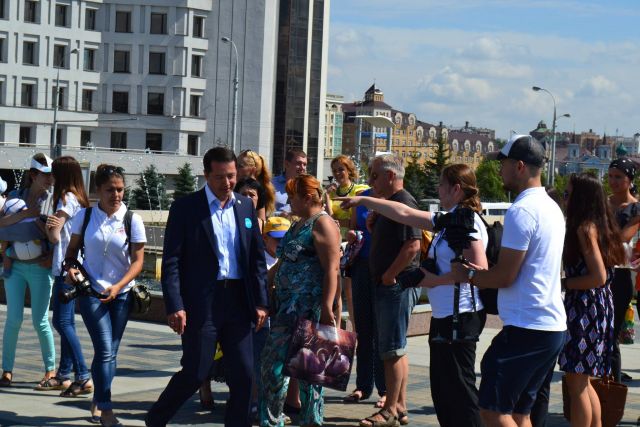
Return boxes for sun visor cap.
[30,154,53,174]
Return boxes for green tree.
[476,159,508,202]
[404,154,427,201]
[173,162,197,200]
[132,165,171,210]
[423,134,451,197]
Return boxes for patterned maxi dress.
[258,212,327,427]
[558,260,615,376]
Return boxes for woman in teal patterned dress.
[259,174,341,427]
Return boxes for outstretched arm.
[336,196,433,231]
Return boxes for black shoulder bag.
[80,208,151,314]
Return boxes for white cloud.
[577,76,618,97]
[418,67,493,102]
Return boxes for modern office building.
[0,0,278,183]
[272,0,330,177]
[324,93,343,158]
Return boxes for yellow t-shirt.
[329,183,369,221]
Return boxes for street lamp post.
[51,48,79,158]
[532,86,570,186]
[221,37,239,154]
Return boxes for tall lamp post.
[51,48,79,158]
[532,86,570,186]
[221,37,239,154]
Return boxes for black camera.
[433,208,477,259]
[59,258,105,303]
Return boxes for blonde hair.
[441,164,482,213]
[238,150,276,215]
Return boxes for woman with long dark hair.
[45,156,92,396]
[607,158,639,382]
[559,172,624,426]
[65,164,146,426]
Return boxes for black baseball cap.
[487,134,547,167]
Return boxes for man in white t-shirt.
[452,134,566,427]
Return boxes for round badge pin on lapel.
[245,218,252,229]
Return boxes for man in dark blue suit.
[146,147,268,427]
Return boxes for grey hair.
[370,153,405,180]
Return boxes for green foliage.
[476,159,508,202]
[423,134,451,198]
[132,165,171,210]
[173,163,197,200]
[404,155,427,201]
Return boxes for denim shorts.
[478,326,565,415]
[375,283,419,360]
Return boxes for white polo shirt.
[498,186,566,331]
[52,192,82,277]
[70,204,146,294]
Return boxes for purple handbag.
[284,318,357,391]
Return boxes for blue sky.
[327,0,640,140]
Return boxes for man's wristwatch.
[467,268,476,285]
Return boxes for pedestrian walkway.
[0,304,639,426]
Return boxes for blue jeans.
[375,282,419,360]
[351,256,385,396]
[2,261,55,372]
[79,291,132,410]
[51,276,90,381]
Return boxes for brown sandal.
[34,376,68,391]
[397,410,409,425]
[343,389,371,403]
[359,409,400,427]
[60,378,93,397]
[0,371,12,387]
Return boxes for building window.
[23,41,36,65]
[147,92,164,115]
[53,45,66,68]
[24,0,37,22]
[110,132,127,150]
[80,130,91,148]
[191,55,202,77]
[113,50,130,73]
[85,8,96,30]
[148,52,165,75]
[84,48,95,71]
[52,86,64,108]
[193,16,205,38]
[187,134,199,155]
[21,83,34,107]
[0,38,4,62]
[55,4,67,27]
[145,133,162,152]
[0,0,5,19]
[112,91,129,113]
[189,95,200,117]
[150,13,167,34]
[19,126,32,145]
[115,11,131,33]
[82,89,93,111]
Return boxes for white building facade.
[0,0,279,179]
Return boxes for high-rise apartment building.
[272,0,330,177]
[0,0,278,180]
[324,93,343,158]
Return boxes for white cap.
[30,154,53,173]
[3,198,26,216]
[0,177,7,194]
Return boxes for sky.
[327,0,640,140]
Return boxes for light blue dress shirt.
[205,185,242,280]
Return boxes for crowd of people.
[0,136,636,427]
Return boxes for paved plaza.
[0,304,639,426]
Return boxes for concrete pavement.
[0,304,639,426]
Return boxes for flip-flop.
[343,389,371,403]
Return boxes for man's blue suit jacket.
[161,188,268,330]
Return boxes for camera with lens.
[59,258,104,303]
[432,208,477,260]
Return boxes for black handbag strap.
[80,207,133,258]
